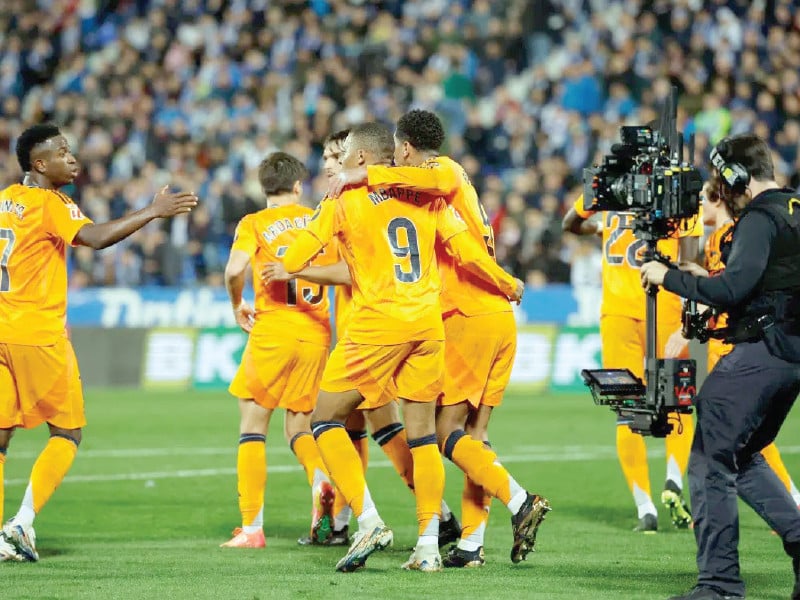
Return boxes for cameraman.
[666,177,800,510]
[641,134,800,600]
[563,190,700,533]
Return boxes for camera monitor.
[581,369,645,396]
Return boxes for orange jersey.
[333,285,353,339]
[366,156,510,317]
[0,184,93,346]
[574,195,702,322]
[705,220,735,348]
[231,205,336,345]
[282,191,457,345]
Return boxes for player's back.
[429,156,510,316]
[334,186,448,344]
[239,204,336,344]
[0,184,91,346]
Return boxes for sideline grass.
[2,388,799,599]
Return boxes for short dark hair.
[395,110,445,152]
[722,134,774,181]
[258,151,308,196]
[16,123,61,172]
[323,129,350,147]
[348,122,394,162]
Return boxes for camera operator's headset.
[709,138,750,195]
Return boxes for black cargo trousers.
[690,339,800,597]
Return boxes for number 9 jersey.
[284,190,469,346]
[573,194,702,322]
[231,204,337,345]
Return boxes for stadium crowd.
[0,0,799,291]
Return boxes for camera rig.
[580,88,701,437]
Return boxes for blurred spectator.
[0,0,797,295]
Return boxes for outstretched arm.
[74,186,197,249]
[442,231,523,303]
[328,161,460,199]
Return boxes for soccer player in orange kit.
[0,123,196,562]
[279,122,523,572]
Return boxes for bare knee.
[436,403,469,447]
[47,424,82,446]
[363,402,400,433]
[345,410,366,432]
[311,390,363,425]
[0,427,15,450]
[238,398,271,435]
[284,411,312,445]
[401,399,436,441]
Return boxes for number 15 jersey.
[573,194,702,322]
[231,204,336,345]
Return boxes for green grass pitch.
[2,388,799,600]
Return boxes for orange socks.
[237,434,266,531]
[459,474,491,550]
[290,432,329,488]
[372,423,415,490]
[616,424,656,517]
[0,449,5,524]
[408,436,444,544]
[664,412,694,489]
[443,430,525,513]
[332,429,369,531]
[11,435,79,529]
[313,422,377,524]
[761,443,795,496]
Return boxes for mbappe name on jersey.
[368,187,421,206]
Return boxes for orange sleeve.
[231,216,257,256]
[43,191,93,245]
[437,200,516,297]
[443,231,517,298]
[282,200,336,273]
[367,160,459,196]
[573,193,595,219]
[434,199,468,243]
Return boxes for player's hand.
[678,261,709,278]
[261,262,293,283]
[664,330,689,358]
[233,300,255,333]
[640,261,669,289]
[149,186,198,218]
[510,278,525,304]
[327,167,367,198]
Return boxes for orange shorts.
[599,314,688,380]
[440,311,516,409]
[0,338,85,430]
[320,338,444,409]
[228,336,329,413]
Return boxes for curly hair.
[16,123,61,172]
[395,110,445,152]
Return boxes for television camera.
[580,88,703,437]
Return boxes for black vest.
[727,188,800,361]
